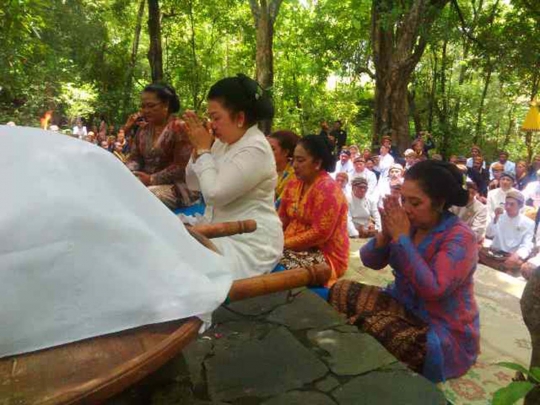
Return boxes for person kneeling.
[480,190,534,276]
[348,177,380,238]
[278,135,349,287]
[329,161,479,383]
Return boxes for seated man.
[486,171,516,222]
[480,190,534,276]
[488,162,505,190]
[521,226,540,280]
[347,177,381,238]
[351,156,377,195]
[450,181,487,243]
[335,172,351,199]
[377,163,403,207]
[333,150,355,178]
[523,169,540,208]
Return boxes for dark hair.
[207,74,274,126]
[297,135,336,173]
[404,160,468,209]
[268,130,300,158]
[143,83,180,114]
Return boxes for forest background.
[1,0,539,160]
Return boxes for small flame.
[40,111,53,130]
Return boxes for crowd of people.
[9,75,540,385]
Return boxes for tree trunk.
[250,0,283,135]
[123,0,145,114]
[408,89,423,135]
[147,0,163,83]
[473,62,492,144]
[371,0,451,153]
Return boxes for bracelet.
[197,149,211,157]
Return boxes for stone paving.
[108,289,446,404]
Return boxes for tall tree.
[371,0,450,152]
[148,0,163,83]
[249,0,284,134]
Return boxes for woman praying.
[329,160,480,383]
[278,135,349,286]
[183,74,283,280]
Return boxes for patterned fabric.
[279,171,349,286]
[126,116,192,186]
[329,280,428,373]
[360,212,480,382]
[275,162,295,209]
[279,248,326,270]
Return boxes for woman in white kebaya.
[184,75,284,280]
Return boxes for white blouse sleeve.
[190,146,272,207]
[185,157,201,191]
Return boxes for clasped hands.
[182,110,214,154]
[376,195,411,245]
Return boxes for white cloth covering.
[186,125,283,280]
[0,126,233,358]
[486,213,535,259]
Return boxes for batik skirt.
[329,280,428,373]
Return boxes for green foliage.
[492,362,540,405]
[0,0,537,162]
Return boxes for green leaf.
[497,362,540,383]
[492,381,535,405]
[531,367,540,383]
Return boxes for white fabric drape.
[0,126,232,358]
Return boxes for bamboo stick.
[190,220,257,239]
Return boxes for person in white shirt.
[489,151,515,180]
[377,163,403,207]
[403,149,417,171]
[522,169,540,208]
[486,172,517,222]
[450,181,487,243]
[376,145,395,178]
[481,190,534,275]
[351,156,377,194]
[72,118,87,140]
[349,144,360,161]
[184,74,283,280]
[335,172,352,200]
[466,145,485,169]
[333,150,355,178]
[521,223,540,280]
[347,177,381,238]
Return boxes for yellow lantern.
[522,99,540,132]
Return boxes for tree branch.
[249,0,261,21]
[450,0,485,50]
[269,0,284,22]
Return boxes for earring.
[237,123,242,128]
